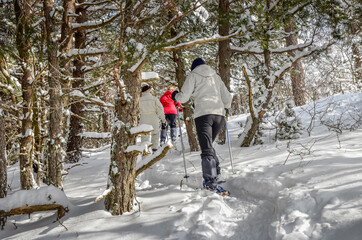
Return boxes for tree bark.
[101,87,111,132]
[66,1,86,162]
[0,112,6,198]
[172,50,199,152]
[105,71,140,215]
[44,0,63,188]
[169,11,199,152]
[350,18,361,87]
[14,0,35,189]
[60,0,75,151]
[285,17,306,106]
[217,0,231,144]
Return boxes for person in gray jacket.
[140,84,166,152]
[172,58,232,193]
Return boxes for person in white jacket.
[139,84,166,152]
[172,58,232,193]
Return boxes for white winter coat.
[175,64,232,119]
[139,91,166,148]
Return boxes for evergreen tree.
[276,100,304,140]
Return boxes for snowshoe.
[215,186,230,196]
[203,180,230,196]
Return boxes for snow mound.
[0,186,72,212]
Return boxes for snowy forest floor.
[1,93,362,240]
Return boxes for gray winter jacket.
[175,64,232,119]
[139,91,166,124]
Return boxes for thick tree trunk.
[66,2,86,162]
[285,17,306,106]
[14,0,35,190]
[0,112,7,198]
[105,71,140,215]
[19,69,35,189]
[217,0,231,144]
[44,0,63,188]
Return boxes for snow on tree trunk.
[19,69,35,190]
[59,0,75,148]
[44,0,63,188]
[105,71,141,215]
[217,0,231,145]
[14,0,35,190]
[285,17,306,106]
[0,110,6,198]
[66,2,86,163]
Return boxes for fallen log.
[0,204,66,221]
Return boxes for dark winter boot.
[160,128,167,145]
[201,155,218,190]
[171,127,177,142]
[213,153,225,184]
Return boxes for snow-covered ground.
[1,93,362,240]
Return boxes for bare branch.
[242,65,256,119]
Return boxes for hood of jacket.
[192,64,216,78]
[162,91,173,98]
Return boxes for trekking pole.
[225,113,235,174]
[177,107,189,182]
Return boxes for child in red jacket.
[159,85,182,145]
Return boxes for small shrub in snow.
[276,101,304,140]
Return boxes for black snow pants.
[194,114,224,189]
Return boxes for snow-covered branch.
[272,43,333,85]
[136,144,173,177]
[65,48,108,58]
[72,11,121,31]
[159,1,207,37]
[75,0,113,8]
[78,132,111,139]
[230,41,313,55]
[161,29,244,52]
[0,82,14,94]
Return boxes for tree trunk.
[66,1,86,162]
[101,87,111,132]
[19,69,35,189]
[217,0,231,144]
[172,50,199,152]
[285,17,306,106]
[60,0,75,150]
[44,0,63,188]
[0,111,7,198]
[105,71,140,215]
[170,20,199,151]
[14,0,35,189]
[350,19,361,87]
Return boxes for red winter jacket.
[160,90,181,114]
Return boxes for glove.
[224,108,229,117]
[171,90,179,102]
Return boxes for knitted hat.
[191,58,205,71]
[141,84,151,92]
